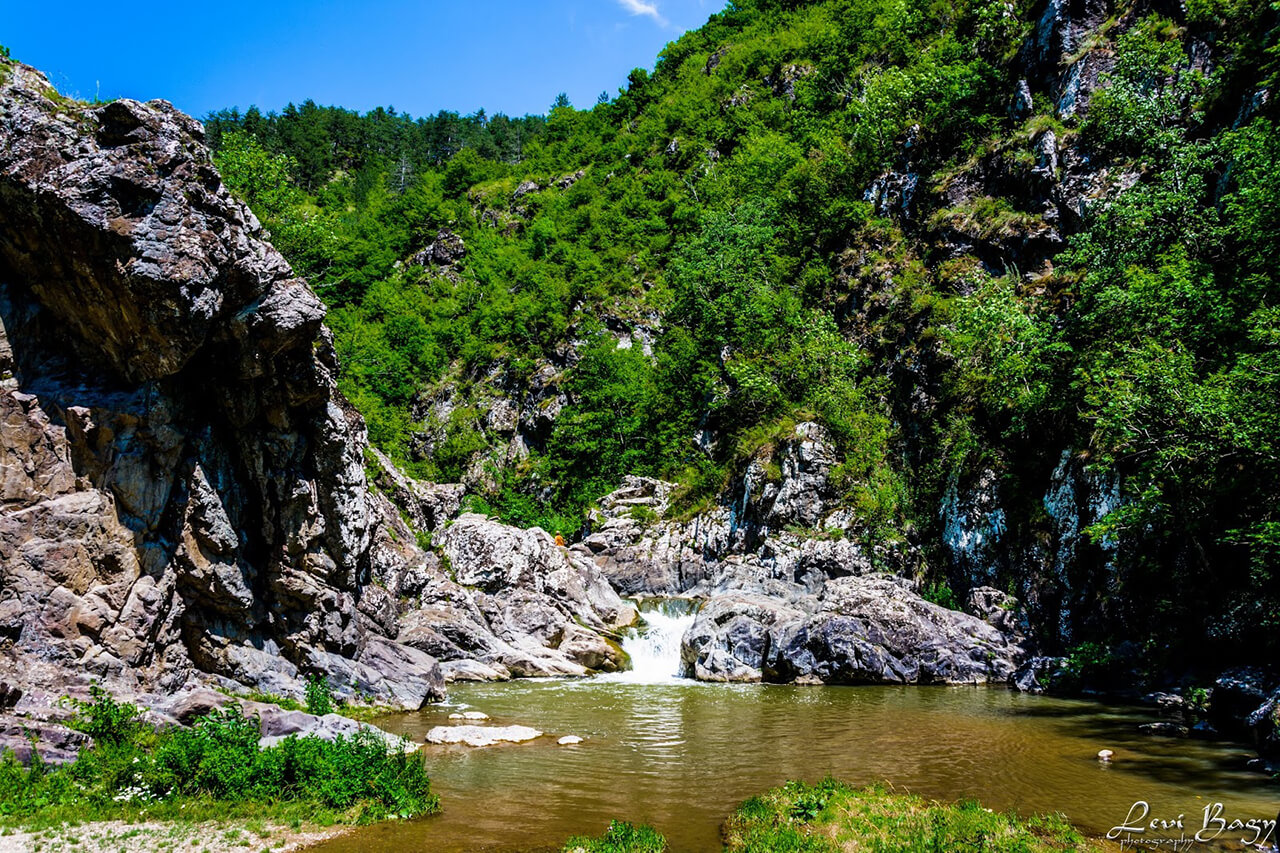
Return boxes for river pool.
[315,678,1278,852]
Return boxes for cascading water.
[608,598,698,684]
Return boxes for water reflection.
[315,681,1278,853]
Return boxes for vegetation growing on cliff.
[0,687,437,830]
[207,0,1280,671]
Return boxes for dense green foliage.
[210,0,1280,670]
[721,780,1097,852]
[206,100,545,190]
[0,686,437,828]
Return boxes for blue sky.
[2,1,719,119]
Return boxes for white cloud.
[616,0,669,27]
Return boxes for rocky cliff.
[571,426,1027,686]
[0,60,446,709]
[0,62,638,730]
[0,58,1025,719]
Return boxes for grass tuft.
[563,820,668,853]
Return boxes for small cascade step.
[614,598,699,684]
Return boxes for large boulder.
[682,593,809,682]
[682,576,1026,686]
[441,514,632,624]
[412,513,635,677]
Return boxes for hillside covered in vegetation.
[206,0,1280,677]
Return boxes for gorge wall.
[0,60,440,706]
[0,61,633,720]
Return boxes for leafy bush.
[64,684,147,747]
[1049,642,1126,693]
[786,778,840,822]
[1083,18,1201,158]
[305,675,335,717]
[0,687,437,828]
[152,707,262,798]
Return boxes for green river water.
[315,679,1278,852]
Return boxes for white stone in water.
[448,711,490,720]
[426,725,542,747]
[558,735,584,745]
[1097,749,1114,761]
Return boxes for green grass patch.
[215,686,304,712]
[0,686,437,831]
[563,820,667,853]
[561,781,1098,852]
[722,780,1099,852]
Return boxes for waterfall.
[609,599,698,684]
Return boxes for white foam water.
[603,600,697,684]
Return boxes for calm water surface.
[318,680,1278,852]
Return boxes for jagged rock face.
[572,476,723,595]
[410,228,466,268]
[394,513,637,679]
[938,448,1123,652]
[683,576,1025,685]
[574,429,1026,688]
[575,425,899,598]
[0,62,440,708]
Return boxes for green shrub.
[0,687,437,828]
[1048,642,1121,693]
[305,675,335,717]
[64,684,147,747]
[152,707,261,799]
[921,579,960,611]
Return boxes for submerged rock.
[425,724,542,747]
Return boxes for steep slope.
[208,0,1280,685]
